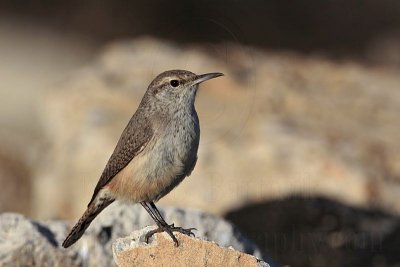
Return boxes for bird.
[62,69,224,248]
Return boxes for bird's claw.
[145,224,197,246]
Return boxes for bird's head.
[145,70,223,108]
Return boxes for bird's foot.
[145,223,196,246]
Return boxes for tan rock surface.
[113,226,269,267]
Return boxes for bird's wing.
[88,114,153,206]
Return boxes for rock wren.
[62,70,223,248]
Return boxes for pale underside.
[105,144,186,203]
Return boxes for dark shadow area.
[225,196,400,267]
[97,225,113,245]
[0,0,399,63]
[33,222,58,247]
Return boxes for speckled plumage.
[63,70,223,248]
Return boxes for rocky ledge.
[0,203,271,266]
[113,226,269,267]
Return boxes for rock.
[0,213,80,267]
[112,226,269,267]
[79,202,266,263]
[0,203,268,266]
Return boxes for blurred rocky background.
[0,1,400,266]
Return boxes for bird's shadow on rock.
[224,195,400,267]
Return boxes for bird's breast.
[108,110,199,202]
[161,110,200,167]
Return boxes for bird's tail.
[62,197,114,248]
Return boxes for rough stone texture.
[82,202,266,264]
[31,37,400,220]
[113,226,269,267]
[0,203,268,266]
[0,213,79,267]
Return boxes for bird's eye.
[170,80,180,87]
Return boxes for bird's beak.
[192,72,224,85]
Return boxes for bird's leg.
[148,201,197,243]
[141,201,196,246]
[140,202,164,226]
